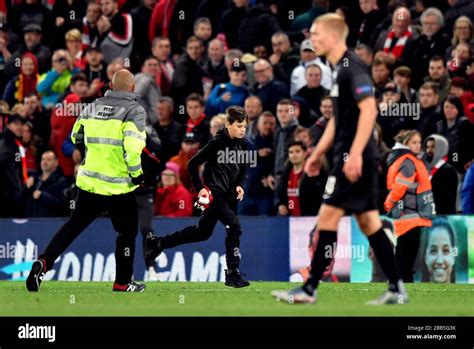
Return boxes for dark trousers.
[160,193,242,270]
[39,188,138,285]
[395,227,421,283]
[135,190,155,268]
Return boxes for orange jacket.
[385,148,434,236]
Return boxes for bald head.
[111,69,135,92]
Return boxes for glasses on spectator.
[455,26,470,30]
[161,172,176,177]
[422,22,440,26]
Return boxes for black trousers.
[135,190,156,268]
[160,193,242,270]
[395,226,421,283]
[39,188,138,285]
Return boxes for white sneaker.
[147,266,159,281]
[366,282,409,305]
[272,287,316,304]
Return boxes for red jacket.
[154,183,193,217]
[148,0,177,43]
[50,93,80,177]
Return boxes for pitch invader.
[272,13,408,305]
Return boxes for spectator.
[219,0,248,49]
[193,17,212,49]
[251,59,289,114]
[209,114,226,138]
[154,161,194,217]
[293,126,314,156]
[417,82,442,140]
[4,24,51,80]
[22,121,43,176]
[205,61,248,116]
[372,59,391,100]
[83,47,107,98]
[3,52,38,108]
[37,50,76,109]
[169,135,200,191]
[151,36,174,97]
[21,150,68,217]
[450,77,474,117]
[155,96,184,164]
[269,32,300,87]
[130,0,155,72]
[444,0,474,37]
[296,63,329,116]
[424,56,451,101]
[447,42,472,80]
[446,16,474,60]
[244,95,262,138]
[423,134,458,214]
[236,2,280,54]
[354,44,374,67]
[290,0,327,33]
[0,23,12,94]
[273,99,298,176]
[374,7,417,63]
[290,39,331,96]
[276,141,325,216]
[461,163,474,214]
[290,96,316,128]
[98,0,134,64]
[310,95,333,145]
[356,0,385,46]
[204,39,227,88]
[81,2,101,49]
[393,66,417,103]
[172,36,204,108]
[436,95,474,173]
[65,29,86,71]
[50,73,89,180]
[239,111,276,216]
[148,0,177,44]
[135,56,162,126]
[51,0,87,50]
[0,114,26,217]
[183,93,209,146]
[403,7,451,89]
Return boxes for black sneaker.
[224,269,250,288]
[112,281,146,292]
[26,259,46,292]
[144,232,162,262]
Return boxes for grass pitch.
[0,281,473,316]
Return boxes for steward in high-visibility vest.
[26,70,148,293]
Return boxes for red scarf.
[383,28,412,58]
[16,52,39,103]
[429,155,448,180]
[186,113,206,134]
[14,139,28,183]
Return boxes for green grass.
[1,281,473,316]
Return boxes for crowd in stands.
[0,0,473,218]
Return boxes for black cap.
[85,46,102,54]
[7,114,26,124]
[23,23,42,33]
[182,133,199,143]
[382,84,400,94]
[230,61,247,73]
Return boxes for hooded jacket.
[385,144,433,236]
[423,134,458,214]
[188,128,248,197]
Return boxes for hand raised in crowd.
[55,17,65,27]
[26,177,34,189]
[33,190,42,200]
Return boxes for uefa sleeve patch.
[355,85,372,95]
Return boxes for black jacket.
[417,106,442,140]
[155,121,185,164]
[432,163,458,215]
[0,129,23,202]
[251,79,289,114]
[21,168,68,217]
[219,4,247,49]
[188,129,248,196]
[172,53,204,107]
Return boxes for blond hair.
[312,13,349,41]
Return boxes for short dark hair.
[142,55,159,66]
[71,73,88,85]
[420,81,439,94]
[186,36,202,47]
[185,93,204,107]
[226,106,248,125]
[277,98,292,106]
[194,17,211,31]
[429,55,445,67]
[288,140,306,152]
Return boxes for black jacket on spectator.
[236,3,281,54]
[204,58,229,88]
[52,0,87,49]
[219,3,247,49]
[155,121,185,164]
[273,118,298,176]
[436,116,474,173]
[243,131,274,197]
[273,45,300,87]
[417,105,442,141]
[403,30,451,89]
[0,128,23,217]
[251,79,289,115]
[172,53,204,108]
[357,9,385,46]
[4,43,51,80]
[444,0,474,37]
[296,85,329,117]
[131,4,153,73]
[275,162,327,216]
[21,168,68,217]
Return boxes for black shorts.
[322,158,379,214]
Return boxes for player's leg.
[26,189,103,291]
[135,191,157,272]
[355,210,408,304]
[395,227,421,283]
[272,204,344,303]
[109,191,144,292]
